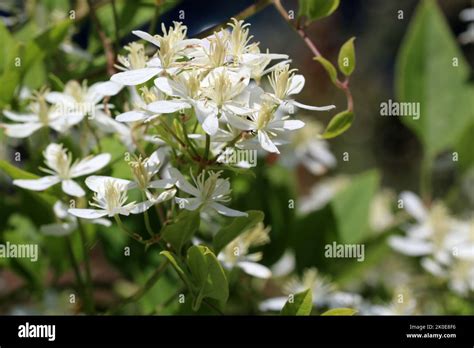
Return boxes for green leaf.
[298,0,340,23]
[314,56,338,85]
[331,170,380,243]
[338,37,356,76]
[395,0,474,157]
[187,245,229,310]
[162,210,200,253]
[321,111,354,139]
[0,160,39,180]
[213,210,264,254]
[281,288,313,316]
[160,250,192,290]
[321,308,357,316]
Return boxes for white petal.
[258,297,288,312]
[258,131,279,154]
[46,92,76,106]
[210,202,248,217]
[68,208,108,219]
[175,197,202,211]
[148,178,176,189]
[202,113,219,135]
[238,261,272,278]
[292,100,336,111]
[116,110,148,123]
[421,257,446,277]
[3,110,38,122]
[13,176,60,191]
[2,122,43,138]
[168,168,201,196]
[91,218,112,227]
[90,80,123,97]
[40,222,76,236]
[226,114,254,131]
[110,68,161,86]
[48,113,84,132]
[400,191,427,221]
[53,201,70,219]
[85,175,134,192]
[62,179,86,197]
[388,235,433,256]
[130,201,153,214]
[270,119,305,130]
[70,153,111,177]
[132,30,161,47]
[288,74,305,95]
[147,100,191,114]
[154,77,177,96]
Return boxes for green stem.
[142,193,155,237]
[77,220,95,314]
[65,236,85,298]
[110,260,169,314]
[114,215,146,244]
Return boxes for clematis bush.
[0,0,472,316]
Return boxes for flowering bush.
[0,0,472,316]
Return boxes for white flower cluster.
[389,191,474,296]
[111,19,334,154]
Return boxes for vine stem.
[273,0,354,112]
[77,220,95,314]
[110,260,169,314]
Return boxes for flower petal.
[226,113,254,131]
[3,110,38,122]
[154,77,177,96]
[40,222,76,236]
[2,122,43,138]
[68,208,108,219]
[62,179,86,197]
[147,100,191,114]
[400,191,427,222]
[13,176,60,191]
[70,153,111,177]
[238,261,272,279]
[291,100,336,111]
[168,168,201,196]
[90,80,124,97]
[85,175,134,192]
[148,178,176,189]
[132,30,161,47]
[287,74,305,95]
[210,202,248,217]
[258,131,279,154]
[116,110,148,123]
[110,68,161,86]
[202,113,219,135]
[258,297,288,312]
[388,235,433,256]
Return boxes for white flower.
[13,143,110,197]
[267,64,335,112]
[279,119,336,175]
[1,89,83,138]
[68,177,152,219]
[227,100,304,154]
[110,22,200,86]
[85,148,177,204]
[170,168,247,217]
[218,222,272,278]
[40,201,110,236]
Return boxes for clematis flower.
[85,147,177,204]
[68,177,153,219]
[218,222,272,278]
[40,201,111,236]
[13,143,110,197]
[170,168,247,217]
[267,64,335,112]
[1,89,83,138]
[110,22,200,86]
[227,101,305,154]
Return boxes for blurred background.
[0,0,473,315]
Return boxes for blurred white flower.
[40,201,110,236]
[218,222,272,278]
[13,143,110,197]
[170,168,247,217]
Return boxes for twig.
[87,0,117,76]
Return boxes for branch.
[87,0,117,76]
